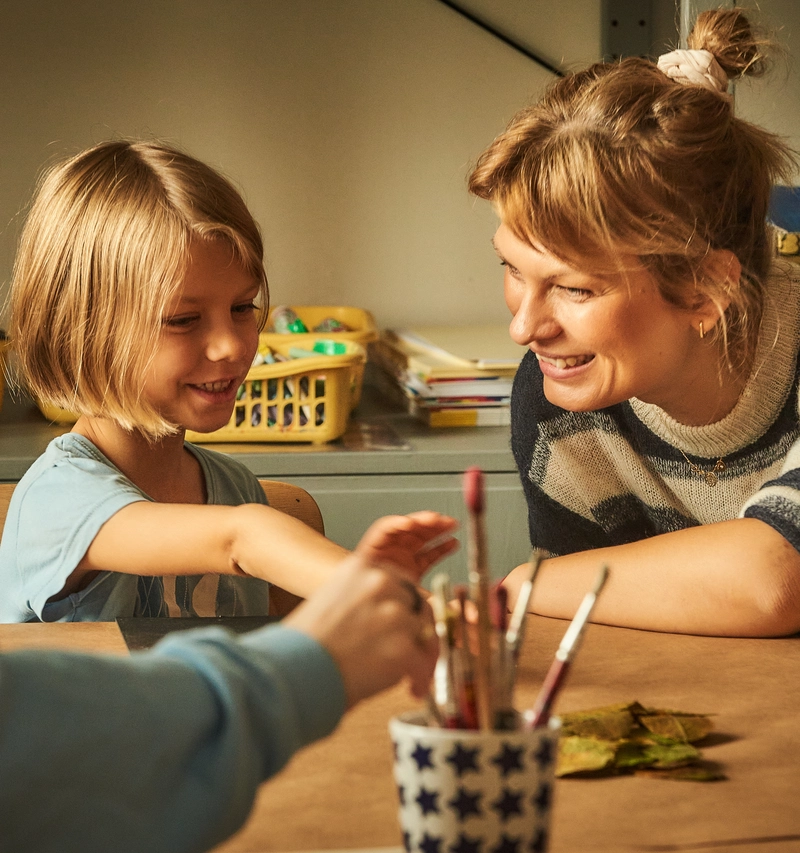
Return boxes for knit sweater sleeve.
[741,382,800,553]
[0,625,346,853]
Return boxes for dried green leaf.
[556,736,617,777]
[558,703,637,740]
[638,713,714,743]
[612,741,653,769]
[555,701,725,782]
[640,741,700,768]
[635,761,726,781]
[610,739,698,769]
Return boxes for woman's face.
[493,223,709,420]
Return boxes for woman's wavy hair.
[10,139,268,438]
[468,8,795,370]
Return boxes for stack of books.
[370,325,523,427]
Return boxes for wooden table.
[3,618,800,853]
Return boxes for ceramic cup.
[389,712,560,853]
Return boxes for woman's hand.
[284,555,438,707]
[354,511,459,583]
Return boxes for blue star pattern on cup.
[412,743,436,771]
[448,787,482,820]
[446,743,481,777]
[492,788,524,821]
[417,787,440,816]
[419,831,442,853]
[493,832,522,853]
[451,832,482,853]
[390,713,559,853]
[530,828,548,853]
[532,782,551,814]
[492,744,525,777]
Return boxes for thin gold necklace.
[679,449,725,487]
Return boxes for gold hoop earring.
[699,321,705,340]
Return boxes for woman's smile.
[535,352,595,371]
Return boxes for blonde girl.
[0,140,456,622]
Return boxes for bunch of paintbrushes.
[425,465,609,731]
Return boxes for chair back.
[0,483,13,528]
[259,479,324,535]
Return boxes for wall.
[0,0,563,331]
[731,0,799,171]
[1,1,797,338]
[679,1,799,179]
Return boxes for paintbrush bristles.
[463,466,485,514]
[593,564,610,596]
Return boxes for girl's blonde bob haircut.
[10,139,268,439]
[468,8,795,371]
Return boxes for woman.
[469,7,800,637]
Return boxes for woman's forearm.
[502,518,800,637]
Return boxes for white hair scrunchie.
[657,49,730,97]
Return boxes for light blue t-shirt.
[0,434,271,622]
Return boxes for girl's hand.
[284,554,439,706]
[354,511,459,582]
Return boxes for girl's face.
[143,238,261,434]
[493,223,715,423]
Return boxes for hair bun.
[687,7,769,79]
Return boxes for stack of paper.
[370,325,523,427]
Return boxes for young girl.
[469,8,800,637]
[0,140,457,622]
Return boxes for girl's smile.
[187,378,242,405]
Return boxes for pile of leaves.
[556,701,725,781]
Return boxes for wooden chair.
[259,479,321,615]
[0,478,322,617]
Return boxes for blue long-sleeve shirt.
[0,625,347,853]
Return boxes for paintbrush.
[505,549,544,662]
[526,564,610,729]
[430,573,461,728]
[455,585,479,729]
[491,583,517,730]
[464,465,493,730]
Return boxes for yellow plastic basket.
[264,305,377,348]
[186,339,366,444]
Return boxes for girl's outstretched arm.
[502,517,800,638]
[70,502,457,600]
